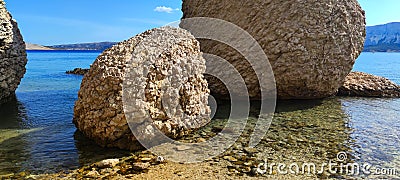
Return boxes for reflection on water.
[0,51,130,175]
[0,96,129,175]
[0,96,29,129]
[0,97,31,174]
[0,97,40,144]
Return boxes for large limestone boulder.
[182,0,366,99]
[73,27,210,150]
[338,72,400,98]
[0,1,27,103]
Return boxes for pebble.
[223,156,238,162]
[175,145,191,151]
[244,162,253,166]
[132,162,150,171]
[244,147,258,154]
[197,138,206,142]
[243,166,251,173]
[174,171,183,176]
[140,158,152,162]
[18,172,27,177]
[156,156,165,163]
[85,170,100,177]
[96,159,120,168]
[100,168,114,174]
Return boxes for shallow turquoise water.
[0,51,129,174]
[0,51,399,178]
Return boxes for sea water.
[0,51,398,178]
[0,51,129,174]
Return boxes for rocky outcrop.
[66,68,89,75]
[0,1,27,103]
[73,27,210,150]
[337,72,400,97]
[182,0,366,99]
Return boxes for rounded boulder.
[73,27,211,150]
[182,0,366,99]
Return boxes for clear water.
[354,52,400,84]
[0,51,129,175]
[344,52,400,178]
[0,51,399,178]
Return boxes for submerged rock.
[0,0,27,103]
[338,72,400,97]
[182,0,366,99]
[66,68,89,75]
[73,27,210,150]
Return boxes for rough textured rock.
[73,27,210,150]
[182,0,366,99]
[66,68,89,75]
[0,1,27,103]
[337,72,400,97]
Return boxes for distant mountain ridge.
[364,22,400,52]
[49,42,117,51]
[27,22,400,52]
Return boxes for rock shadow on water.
[0,96,33,175]
[212,97,325,120]
[275,99,324,113]
[73,130,131,167]
[0,95,29,129]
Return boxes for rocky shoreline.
[337,71,400,97]
[65,68,89,75]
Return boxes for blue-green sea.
[0,51,399,178]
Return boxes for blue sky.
[4,0,400,45]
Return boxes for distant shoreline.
[26,50,400,53]
[26,50,103,53]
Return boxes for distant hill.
[28,23,400,52]
[26,43,54,50]
[49,42,117,51]
[364,22,400,52]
